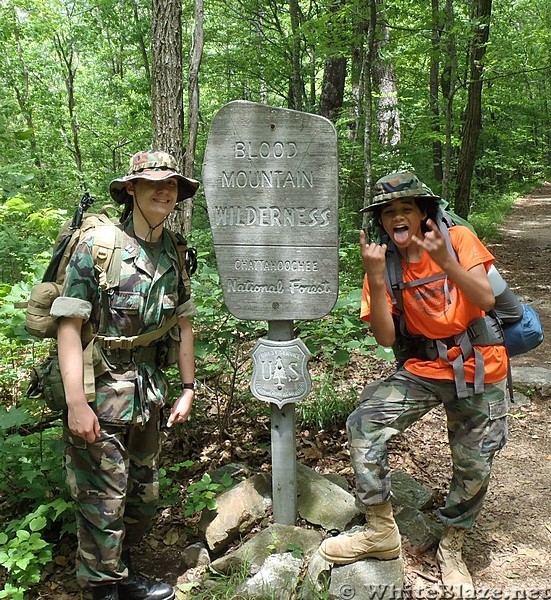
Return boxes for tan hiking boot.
[436,526,475,597]
[318,501,401,564]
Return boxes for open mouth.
[393,225,409,244]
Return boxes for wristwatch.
[182,382,195,391]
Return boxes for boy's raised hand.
[411,219,450,268]
[360,229,387,281]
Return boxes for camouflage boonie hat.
[360,171,440,213]
[109,150,200,204]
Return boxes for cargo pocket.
[161,292,177,318]
[482,397,508,454]
[110,291,142,315]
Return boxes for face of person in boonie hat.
[360,171,440,213]
[109,150,200,204]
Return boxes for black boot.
[91,584,119,600]
[119,551,175,600]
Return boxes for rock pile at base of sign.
[175,463,441,598]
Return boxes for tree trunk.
[362,0,378,224]
[319,57,347,123]
[288,0,303,111]
[151,0,189,233]
[430,0,443,183]
[319,0,347,123]
[441,0,457,201]
[348,6,370,143]
[53,34,83,176]
[372,0,401,149]
[185,0,204,179]
[181,0,204,233]
[454,0,492,219]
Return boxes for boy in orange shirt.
[319,172,508,593]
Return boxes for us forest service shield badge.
[250,338,312,408]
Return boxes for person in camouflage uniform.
[319,172,508,594]
[51,150,200,600]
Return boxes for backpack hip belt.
[102,346,159,365]
[434,314,504,399]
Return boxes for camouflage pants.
[347,369,508,529]
[63,408,162,589]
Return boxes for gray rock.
[394,506,443,552]
[300,551,333,599]
[198,473,272,553]
[328,557,404,600]
[296,463,362,531]
[323,473,350,492]
[511,366,551,395]
[211,523,323,574]
[391,470,434,510]
[233,552,302,599]
[181,541,210,568]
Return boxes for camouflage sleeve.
[50,234,99,322]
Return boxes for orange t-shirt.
[360,225,507,383]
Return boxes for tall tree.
[151,0,183,160]
[185,0,204,179]
[53,32,83,176]
[372,0,400,149]
[288,0,304,110]
[319,0,347,123]
[454,0,492,218]
[430,0,443,183]
[440,0,457,200]
[182,0,204,230]
[151,0,190,233]
[362,0,378,219]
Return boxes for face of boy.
[126,177,179,222]
[380,198,426,247]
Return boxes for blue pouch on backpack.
[502,304,544,357]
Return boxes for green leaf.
[29,516,47,532]
[375,346,395,362]
[333,349,350,365]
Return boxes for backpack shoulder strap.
[166,229,196,298]
[91,223,123,290]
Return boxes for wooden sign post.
[202,100,339,524]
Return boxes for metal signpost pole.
[202,101,338,526]
[267,320,296,525]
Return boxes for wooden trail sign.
[202,100,339,321]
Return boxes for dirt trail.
[466,183,551,592]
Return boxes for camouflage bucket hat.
[360,171,440,213]
[109,150,200,204]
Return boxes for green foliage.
[184,560,252,599]
[0,411,68,511]
[0,195,65,285]
[468,190,519,241]
[299,287,377,365]
[184,471,234,517]
[158,460,194,507]
[0,499,72,598]
[296,371,358,430]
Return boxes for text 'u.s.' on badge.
[250,338,311,408]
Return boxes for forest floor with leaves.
[36,184,551,599]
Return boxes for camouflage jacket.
[51,219,196,424]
